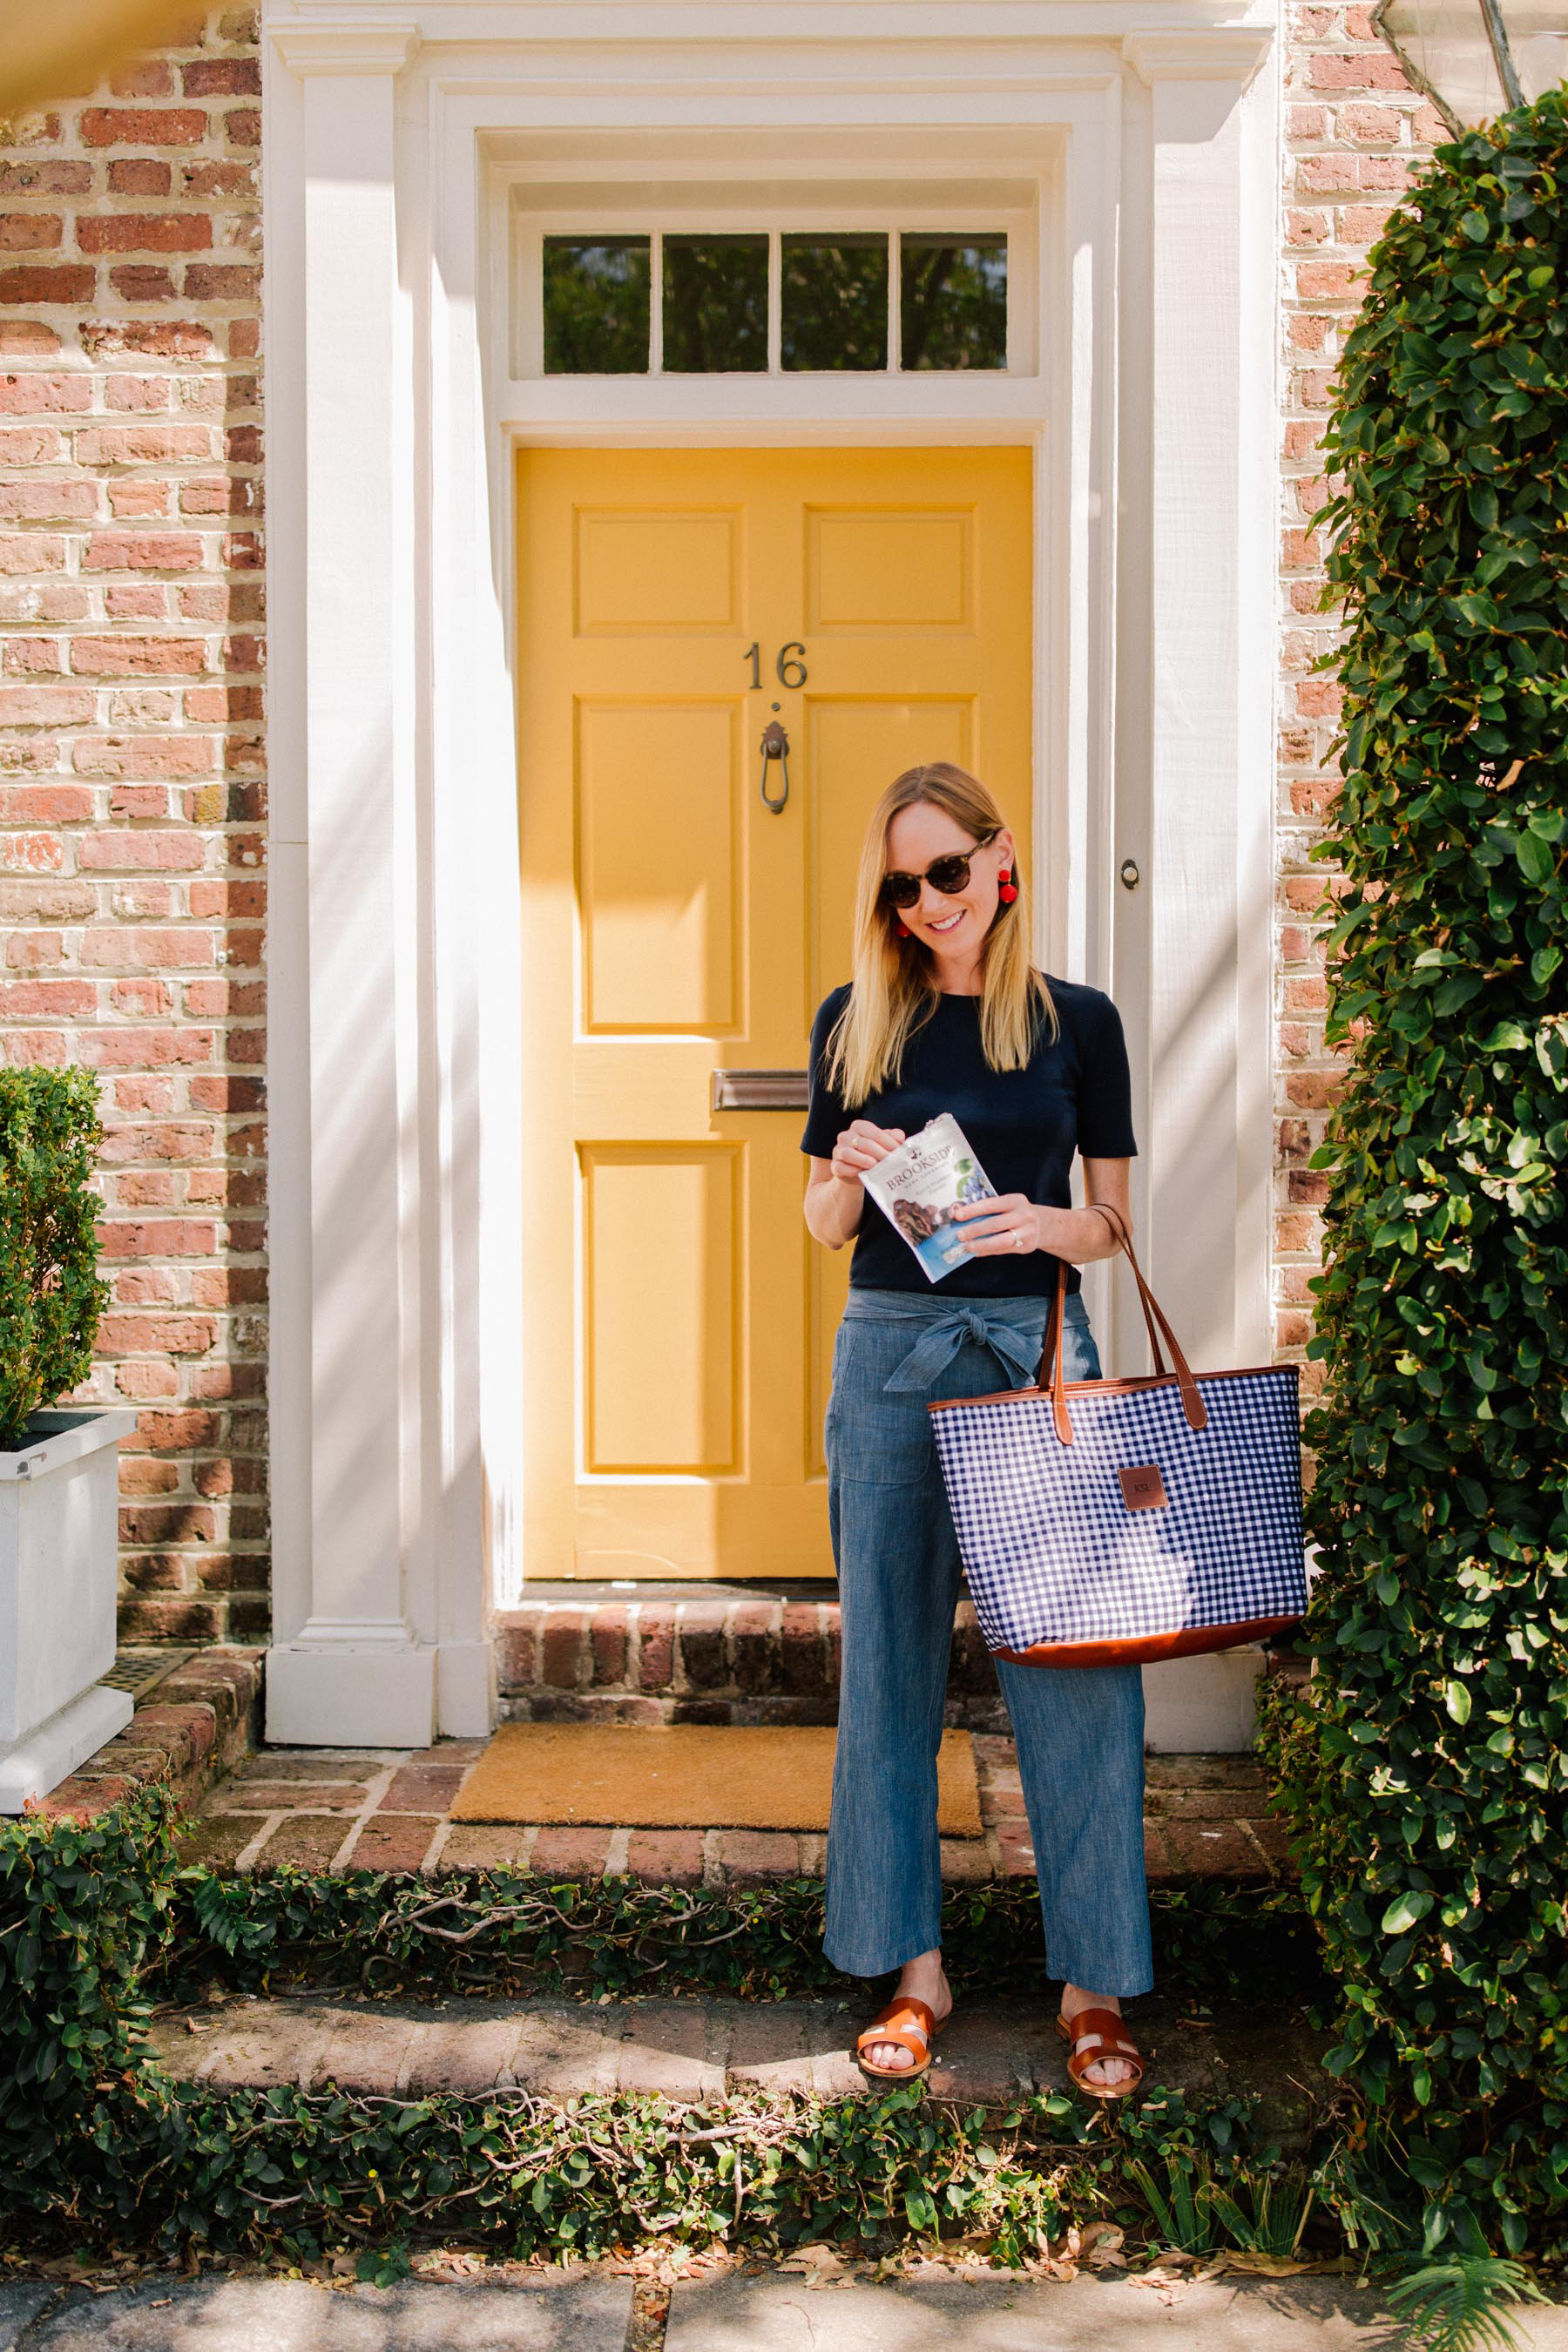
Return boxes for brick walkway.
[180,1739,1289,1884]
[145,1989,1324,2127]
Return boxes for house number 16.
[743,641,808,689]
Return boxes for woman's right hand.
[829,1120,905,1188]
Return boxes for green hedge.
[1260,89,1568,2259]
[0,1066,108,1451]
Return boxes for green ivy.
[155,1867,1320,2009]
[0,1790,181,2173]
[0,1066,110,1450]
[6,2074,1091,2268]
[0,1794,1508,2286]
[1259,89,1568,2258]
[2,1795,1303,2271]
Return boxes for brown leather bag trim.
[928,1364,1299,1415]
[991,1615,1302,1669]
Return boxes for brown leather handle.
[1037,1208,1165,1392]
[1035,1203,1207,1443]
[1088,1203,1170,1378]
[1037,1204,1159,1383]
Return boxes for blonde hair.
[823,762,1058,1107]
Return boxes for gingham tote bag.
[929,1206,1306,1667]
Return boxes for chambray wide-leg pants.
[822,1285,1153,1995]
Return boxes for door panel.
[518,446,1033,1579]
[806,506,975,632]
[578,701,741,1033]
[582,1144,740,1473]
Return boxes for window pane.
[544,237,651,375]
[900,234,1008,372]
[662,234,769,373]
[781,233,889,371]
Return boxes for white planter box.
[0,1407,139,1812]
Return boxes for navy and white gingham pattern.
[929,1370,1305,1654]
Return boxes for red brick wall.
[1274,3,1436,1404]
[0,5,266,1641]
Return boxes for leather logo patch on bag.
[1119,1463,1169,1511]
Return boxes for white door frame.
[260,2,1279,1746]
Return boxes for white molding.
[1143,1651,1262,1753]
[266,1643,437,1747]
[263,17,433,1744]
[1122,26,1273,82]
[269,22,421,74]
[1135,20,1278,1373]
[268,3,1267,37]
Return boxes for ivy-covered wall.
[1274,0,1440,1412]
[1265,85,1568,2247]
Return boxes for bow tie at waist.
[879,1305,1045,1396]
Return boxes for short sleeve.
[1076,991,1139,1159]
[800,987,850,1159]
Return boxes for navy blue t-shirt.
[800,975,1137,1298]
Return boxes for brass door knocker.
[759,719,790,813]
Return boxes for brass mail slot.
[711,1068,809,1112]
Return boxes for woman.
[801,761,1149,2099]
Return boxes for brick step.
[146,1989,1325,2144]
[32,1645,263,1821]
[497,1583,1307,1733]
[181,1738,1290,1885]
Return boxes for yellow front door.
[517,445,1034,1579]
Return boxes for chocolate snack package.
[858,1113,999,1284]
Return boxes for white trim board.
[260,5,1281,1745]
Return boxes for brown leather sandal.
[1056,2005,1144,2101]
[855,1996,940,2082]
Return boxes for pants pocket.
[826,1324,937,1485]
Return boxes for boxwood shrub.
[1260,91,1568,2254]
[0,1065,108,1451]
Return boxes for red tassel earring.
[998,866,1018,904]
[896,918,911,937]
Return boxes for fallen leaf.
[780,2242,851,2291]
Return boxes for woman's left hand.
[951,1194,1044,1257]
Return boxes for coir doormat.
[450,1722,983,1838]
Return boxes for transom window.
[538,228,1009,377]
